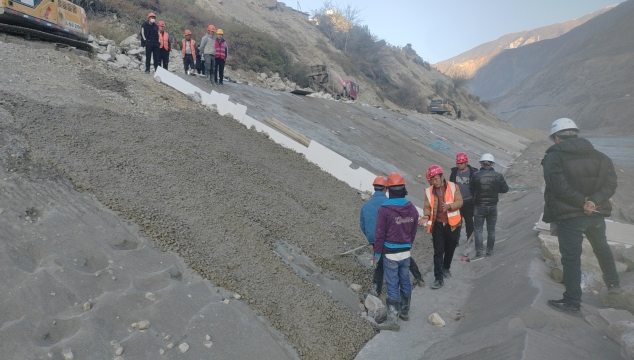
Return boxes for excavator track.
[0,23,93,52]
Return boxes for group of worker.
[140,13,228,85]
[360,152,509,331]
[360,117,623,330]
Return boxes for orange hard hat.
[148,12,156,18]
[386,172,405,187]
[207,25,216,32]
[372,176,388,187]
[184,30,192,36]
[426,165,444,180]
[158,20,165,27]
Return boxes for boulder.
[607,321,634,343]
[127,48,143,56]
[115,54,130,66]
[622,332,634,359]
[187,92,202,104]
[601,287,634,315]
[120,34,141,48]
[97,53,112,62]
[364,294,386,323]
[107,61,123,69]
[623,247,634,271]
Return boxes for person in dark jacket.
[195,44,205,76]
[470,153,509,259]
[542,118,621,317]
[373,172,419,331]
[450,152,478,243]
[361,177,425,298]
[214,29,228,85]
[141,12,160,74]
[420,165,463,289]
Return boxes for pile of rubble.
[255,72,299,92]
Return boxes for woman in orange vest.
[419,165,463,289]
[157,21,171,70]
[181,30,196,75]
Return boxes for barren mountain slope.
[491,0,634,135]
[434,6,612,80]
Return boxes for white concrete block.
[305,141,375,193]
[206,90,220,106]
[241,116,308,155]
[219,101,237,117]
[232,104,247,122]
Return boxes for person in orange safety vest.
[157,21,171,70]
[419,164,463,290]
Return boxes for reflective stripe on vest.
[214,39,226,60]
[159,31,169,50]
[182,39,196,58]
[424,182,462,233]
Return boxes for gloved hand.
[372,253,381,268]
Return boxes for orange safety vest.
[181,39,196,58]
[424,182,462,233]
[159,31,169,50]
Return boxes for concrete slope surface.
[434,5,612,79]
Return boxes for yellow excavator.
[0,0,91,51]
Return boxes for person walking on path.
[157,21,171,70]
[420,165,463,290]
[181,30,196,75]
[361,177,425,298]
[373,172,419,331]
[470,153,509,260]
[542,118,621,317]
[450,152,477,243]
[141,12,160,73]
[199,25,216,84]
[214,29,228,85]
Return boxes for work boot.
[144,69,150,74]
[414,277,425,288]
[399,291,411,321]
[547,299,582,317]
[377,299,400,332]
[430,279,444,289]
[443,268,452,279]
[472,252,484,261]
[607,283,623,295]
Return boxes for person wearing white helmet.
[542,118,621,317]
[469,153,509,260]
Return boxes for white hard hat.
[480,153,495,163]
[549,118,578,139]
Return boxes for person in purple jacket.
[373,172,419,331]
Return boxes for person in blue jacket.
[360,176,424,298]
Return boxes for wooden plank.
[264,118,311,147]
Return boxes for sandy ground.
[2,34,634,360]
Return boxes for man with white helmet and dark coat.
[470,153,509,260]
[542,118,621,317]
[373,172,419,331]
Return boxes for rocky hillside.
[490,0,634,135]
[434,6,612,81]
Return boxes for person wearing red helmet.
[420,165,463,289]
[362,176,425,299]
[199,25,217,84]
[373,172,419,331]
[157,20,172,70]
[141,12,160,73]
[450,152,478,246]
[181,30,197,75]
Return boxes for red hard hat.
[148,12,156,18]
[184,30,192,36]
[158,20,165,27]
[456,152,468,164]
[387,172,406,187]
[207,24,216,32]
[372,176,388,187]
[426,165,444,180]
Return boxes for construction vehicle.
[307,65,359,100]
[0,0,91,51]
[427,97,458,116]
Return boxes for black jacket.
[450,165,478,183]
[141,20,159,46]
[470,165,509,206]
[541,137,616,223]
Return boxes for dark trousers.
[145,43,160,71]
[432,222,461,281]
[557,216,619,304]
[461,198,475,240]
[183,54,195,73]
[195,56,204,74]
[215,58,226,84]
[474,205,498,254]
[373,253,422,295]
[204,55,215,81]
[158,49,170,70]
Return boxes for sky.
[295,0,622,63]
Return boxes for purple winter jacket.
[373,198,419,257]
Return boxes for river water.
[586,136,634,171]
